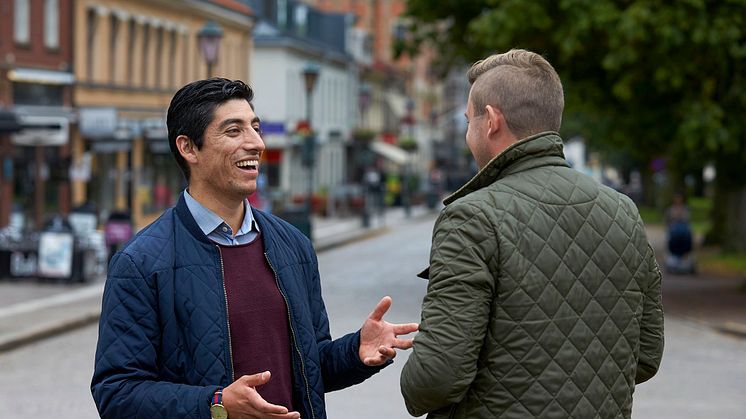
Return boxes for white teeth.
[236,160,259,168]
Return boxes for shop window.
[44,0,60,49]
[12,83,64,106]
[14,0,30,45]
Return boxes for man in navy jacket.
[91,78,418,419]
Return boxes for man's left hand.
[359,296,419,366]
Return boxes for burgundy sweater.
[218,233,294,410]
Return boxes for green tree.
[401,0,746,249]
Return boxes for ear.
[485,105,504,136]
[175,135,198,165]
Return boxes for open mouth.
[236,159,259,171]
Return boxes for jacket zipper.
[217,246,235,383]
[265,252,316,419]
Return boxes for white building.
[249,6,356,210]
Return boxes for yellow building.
[71,0,253,230]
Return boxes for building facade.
[0,0,75,231]
[249,1,355,213]
[71,0,254,229]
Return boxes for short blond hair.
[468,49,564,139]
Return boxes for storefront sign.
[80,108,117,138]
[38,231,74,278]
[11,115,69,146]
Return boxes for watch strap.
[212,388,223,406]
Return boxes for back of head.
[166,78,254,181]
[467,49,564,139]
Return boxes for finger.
[249,394,290,415]
[392,323,419,335]
[268,412,300,419]
[240,371,272,387]
[392,338,414,350]
[269,411,301,419]
[367,296,392,322]
[378,346,397,359]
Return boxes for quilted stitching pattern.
[92,199,384,419]
[401,133,664,419]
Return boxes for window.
[14,0,30,45]
[127,20,137,84]
[109,14,120,82]
[142,25,150,86]
[155,27,163,87]
[44,0,60,49]
[86,8,97,81]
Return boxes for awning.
[8,68,75,85]
[370,141,410,165]
[0,110,22,133]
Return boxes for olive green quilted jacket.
[401,132,664,418]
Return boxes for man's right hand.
[222,371,301,419]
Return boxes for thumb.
[241,371,271,387]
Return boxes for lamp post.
[198,21,223,77]
[358,83,373,228]
[301,62,320,239]
[401,98,415,218]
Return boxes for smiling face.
[184,98,264,204]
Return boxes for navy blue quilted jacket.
[92,194,385,418]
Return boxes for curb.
[0,222,403,353]
[0,308,101,353]
[717,322,746,339]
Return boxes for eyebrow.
[217,117,261,131]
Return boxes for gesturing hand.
[359,296,419,366]
[222,371,300,419]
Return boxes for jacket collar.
[443,131,569,205]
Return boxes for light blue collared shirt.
[184,190,260,245]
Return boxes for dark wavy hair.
[166,78,254,181]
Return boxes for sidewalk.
[3,212,744,353]
[0,205,435,352]
[647,225,746,338]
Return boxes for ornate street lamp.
[197,21,223,77]
[301,62,320,239]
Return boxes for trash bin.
[276,208,312,240]
[105,211,133,263]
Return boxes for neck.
[188,183,245,235]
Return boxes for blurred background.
[0,0,744,418]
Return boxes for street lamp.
[301,62,320,239]
[198,21,223,77]
[401,97,416,218]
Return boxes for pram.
[664,220,696,275]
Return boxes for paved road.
[2,214,745,418]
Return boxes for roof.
[208,0,252,15]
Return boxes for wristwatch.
[210,389,228,419]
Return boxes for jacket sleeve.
[308,246,388,392]
[91,252,219,418]
[636,244,664,383]
[401,202,498,416]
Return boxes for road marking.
[0,282,105,319]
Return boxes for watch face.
[210,403,228,419]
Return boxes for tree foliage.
[401,0,746,247]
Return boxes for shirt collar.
[183,189,258,237]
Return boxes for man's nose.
[244,129,265,151]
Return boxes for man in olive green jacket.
[400,49,663,418]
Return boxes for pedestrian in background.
[400,49,664,418]
[91,78,418,419]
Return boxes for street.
[1,214,745,418]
